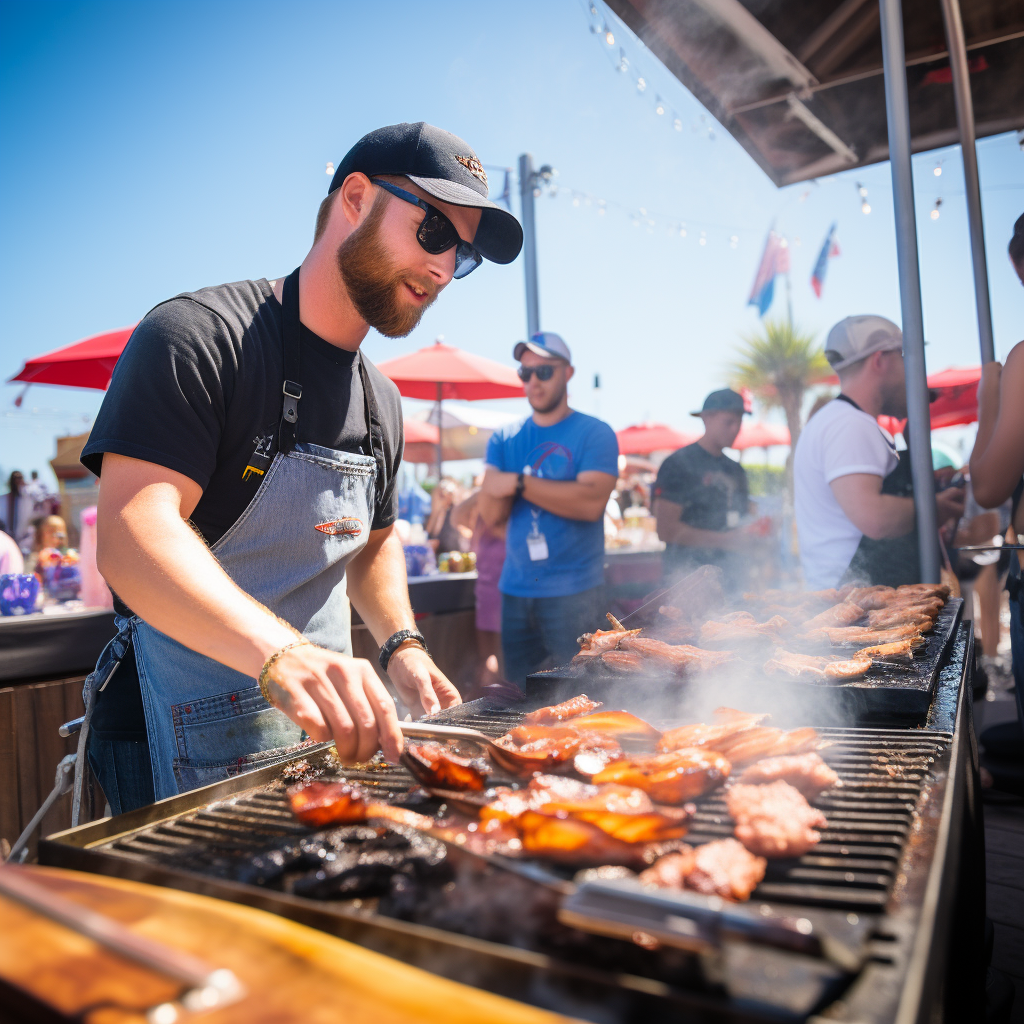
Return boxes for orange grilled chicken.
[657,708,770,754]
[764,649,871,681]
[523,694,603,726]
[736,752,839,801]
[801,601,866,630]
[402,742,491,791]
[854,637,925,660]
[726,780,827,858]
[592,747,732,804]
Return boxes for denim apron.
[78,268,388,808]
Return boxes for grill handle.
[0,864,246,1017]
[558,879,863,970]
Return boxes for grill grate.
[84,696,949,912]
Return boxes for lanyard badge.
[526,507,549,562]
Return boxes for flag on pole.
[747,229,789,316]
[810,222,840,298]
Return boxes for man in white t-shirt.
[794,315,965,589]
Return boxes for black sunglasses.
[517,364,558,382]
[371,179,482,279]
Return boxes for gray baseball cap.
[689,388,748,417]
[513,331,572,363]
[825,315,903,371]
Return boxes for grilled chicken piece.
[844,586,897,610]
[711,726,821,767]
[523,694,604,726]
[615,636,736,674]
[737,752,839,800]
[726,780,827,858]
[764,649,871,681]
[805,623,926,646]
[494,725,622,774]
[288,781,370,828]
[515,810,656,867]
[638,847,696,888]
[802,601,866,630]
[570,710,663,740]
[657,709,770,753]
[896,583,951,601]
[700,615,790,646]
[854,637,925,660]
[867,603,941,628]
[599,649,649,673]
[573,627,642,661]
[593,747,732,804]
[401,742,491,791]
[687,839,768,900]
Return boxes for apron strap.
[358,353,388,514]
[278,267,303,455]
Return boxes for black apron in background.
[837,396,928,588]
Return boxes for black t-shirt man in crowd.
[653,388,758,588]
[80,123,523,812]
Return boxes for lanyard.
[835,393,899,457]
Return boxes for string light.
[673,114,683,131]
[605,26,615,45]
[325,162,334,176]
[655,95,665,115]
[699,231,707,245]
[617,47,629,72]
[931,197,943,220]
[636,76,646,93]
[933,161,943,177]
[856,181,871,215]
[730,235,739,248]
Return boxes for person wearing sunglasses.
[479,332,619,685]
[77,123,522,814]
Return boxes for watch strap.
[378,629,428,672]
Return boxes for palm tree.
[729,319,832,479]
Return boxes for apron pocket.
[170,686,306,791]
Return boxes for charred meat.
[639,838,767,901]
[573,627,642,662]
[736,752,840,801]
[763,649,872,681]
[726,780,827,858]
[801,601,866,630]
[855,636,925,660]
[710,726,822,767]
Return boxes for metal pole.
[435,381,443,482]
[518,153,540,337]
[939,0,995,365]
[879,0,940,583]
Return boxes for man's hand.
[386,644,462,717]
[482,467,519,498]
[935,486,966,527]
[263,644,404,764]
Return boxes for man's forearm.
[866,495,917,539]
[478,491,513,529]
[345,526,416,647]
[98,501,298,678]
[520,476,606,521]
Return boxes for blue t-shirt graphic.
[486,411,619,598]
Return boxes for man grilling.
[79,123,523,813]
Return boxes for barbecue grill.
[40,619,983,1023]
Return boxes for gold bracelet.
[258,639,311,706]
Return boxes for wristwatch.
[514,471,526,500]
[378,629,429,672]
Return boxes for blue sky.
[2,0,1022,485]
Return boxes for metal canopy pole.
[939,0,996,365]
[518,153,540,337]
[879,0,940,583]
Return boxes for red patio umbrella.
[616,423,698,456]
[8,324,137,394]
[377,339,524,476]
[730,421,791,451]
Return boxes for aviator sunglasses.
[517,363,558,382]
[371,179,483,279]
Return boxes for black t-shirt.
[81,278,405,740]
[654,442,749,567]
[82,278,404,542]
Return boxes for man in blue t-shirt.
[479,332,619,683]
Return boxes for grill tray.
[527,598,963,725]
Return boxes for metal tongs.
[398,719,534,775]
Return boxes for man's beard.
[879,375,908,418]
[337,198,437,338]
[528,380,567,415]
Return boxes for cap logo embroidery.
[315,518,363,537]
[456,155,488,187]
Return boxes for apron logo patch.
[315,518,363,537]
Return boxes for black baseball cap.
[690,388,749,417]
[329,122,523,266]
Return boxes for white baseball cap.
[825,315,902,371]
[513,331,572,364]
